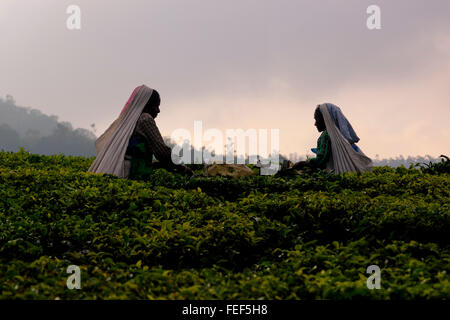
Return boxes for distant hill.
[0,95,60,137]
[0,95,96,157]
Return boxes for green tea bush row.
[0,150,449,299]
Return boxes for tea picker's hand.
[292,161,308,170]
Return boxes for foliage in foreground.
[0,149,449,299]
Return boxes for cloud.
[1,0,449,158]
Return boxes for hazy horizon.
[1,0,449,159]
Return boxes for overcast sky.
[1,0,449,158]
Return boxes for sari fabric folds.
[319,103,372,174]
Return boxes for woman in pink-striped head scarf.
[88,85,154,178]
[88,85,191,179]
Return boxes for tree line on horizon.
[0,95,444,168]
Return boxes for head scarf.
[318,103,372,174]
[120,85,142,115]
[88,85,154,178]
[316,103,360,145]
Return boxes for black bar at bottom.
[1,300,445,319]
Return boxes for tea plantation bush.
[0,149,449,299]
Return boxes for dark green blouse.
[127,140,155,180]
[309,130,331,169]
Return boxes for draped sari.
[318,103,372,174]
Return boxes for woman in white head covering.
[293,103,372,174]
[88,85,191,179]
